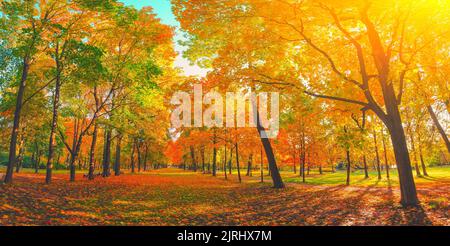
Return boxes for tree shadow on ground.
[384,180,433,225]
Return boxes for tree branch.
[304,91,369,107]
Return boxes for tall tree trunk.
[382,129,390,179]
[190,146,197,172]
[68,128,88,182]
[319,161,323,175]
[363,155,369,179]
[201,146,205,174]
[387,118,419,206]
[69,118,79,182]
[69,152,78,182]
[256,111,284,188]
[35,150,42,174]
[224,145,228,180]
[88,122,98,180]
[419,148,428,177]
[246,154,253,176]
[228,146,233,176]
[409,131,421,177]
[228,149,232,175]
[293,150,297,174]
[300,135,306,183]
[417,135,429,177]
[301,153,306,183]
[212,129,217,176]
[55,153,61,170]
[30,150,36,174]
[45,78,62,184]
[114,135,122,176]
[131,141,136,173]
[235,142,242,183]
[260,146,264,183]
[212,146,217,176]
[137,142,142,173]
[15,139,25,173]
[346,150,351,186]
[428,105,450,154]
[373,131,382,180]
[5,57,30,184]
[143,144,148,172]
[102,129,112,177]
[307,152,310,175]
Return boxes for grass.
[282,166,450,187]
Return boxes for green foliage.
[64,40,106,83]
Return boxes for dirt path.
[1,169,449,226]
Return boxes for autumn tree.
[174,0,450,206]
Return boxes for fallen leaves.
[0,169,449,226]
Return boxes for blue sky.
[120,0,208,77]
[120,0,178,27]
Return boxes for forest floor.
[0,167,449,226]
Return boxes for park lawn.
[282,166,450,187]
[1,168,449,226]
[188,166,450,187]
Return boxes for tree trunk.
[189,146,196,172]
[143,144,148,172]
[114,135,122,176]
[346,150,351,186]
[382,130,390,179]
[88,122,98,180]
[373,131,382,180]
[260,146,264,183]
[301,149,306,183]
[30,151,36,174]
[212,146,217,176]
[228,146,233,176]
[235,142,242,183]
[212,129,217,176]
[201,146,205,174]
[387,119,419,206]
[137,142,142,173]
[68,152,78,182]
[224,145,228,180]
[15,139,25,173]
[5,57,30,184]
[69,119,80,182]
[35,150,42,174]
[55,153,61,170]
[428,105,450,154]
[319,162,323,175]
[246,154,253,177]
[363,155,369,179]
[417,135,429,177]
[102,130,112,177]
[256,111,284,188]
[228,149,232,175]
[409,131,422,177]
[293,150,297,174]
[131,141,136,173]
[45,45,64,184]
